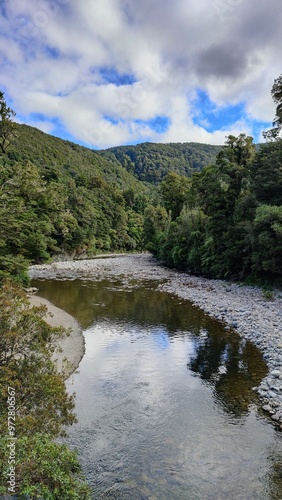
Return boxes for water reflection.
[31,277,282,499]
[32,277,216,332]
[189,330,267,417]
[32,277,267,419]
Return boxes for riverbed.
[29,254,282,499]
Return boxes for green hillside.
[1,123,223,281]
[100,141,222,183]
[10,124,145,190]
[0,124,150,282]
[1,119,281,286]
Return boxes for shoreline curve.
[28,294,85,380]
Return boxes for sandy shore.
[28,295,85,379]
[29,253,282,427]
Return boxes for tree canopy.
[144,132,282,285]
[0,91,16,154]
[100,141,221,183]
[263,74,282,140]
[0,281,91,498]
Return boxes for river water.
[31,274,282,499]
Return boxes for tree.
[251,141,282,206]
[218,134,255,168]
[160,172,191,219]
[0,91,16,154]
[0,434,91,499]
[251,205,282,282]
[171,206,208,272]
[142,204,168,250]
[0,282,76,436]
[150,134,262,280]
[0,281,91,497]
[263,74,282,140]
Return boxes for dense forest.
[1,75,281,286]
[141,75,282,286]
[144,135,282,285]
[0,122,151,284]
[0,75,282,497]
[100,141,221,183]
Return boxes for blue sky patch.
[43,46,60,59]
[192,90,245,131]
[0,1,7,17]
[103,115,120,125]
[98,66,137,86]
[136,116,170,134]
[192,89,272,141]
[28,112,51,122]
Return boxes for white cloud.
[0,0,280,147]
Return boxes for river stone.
[271,413,281,421]
[271,400,280,408]
[271,370,281,378]
[262,405,272,412]
[259,384,269,391]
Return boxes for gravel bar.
[28,295,85,379]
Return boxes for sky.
[0,0,281,149]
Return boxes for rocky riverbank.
[29,253,282,428]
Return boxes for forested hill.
[2,121,281,286]
[0,123,151,282]
[10,124,145,190]
[99,142,222,183]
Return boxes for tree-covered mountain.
[0,97,94,498]
[1,117,281,286]
[99,141,222,183]
[0,123,151,282]
[10,124,146,190]
[1,123,224,282]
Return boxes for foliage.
[100,141,221,183]
[251,205,282,280]
[263,74,282,140]
[0,282,76,436]
[0,91,17,154]
[147,133,282,285]
[142,204,168,251]
[0,105,223,274]
[251,140,282,205]
[160,172,191,219]
[262,288,275,301]
[0,123,152,277]
[0,434,91,499]
[0,281,90,497]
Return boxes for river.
[31,257,282,499]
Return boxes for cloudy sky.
[0,0,281,149]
